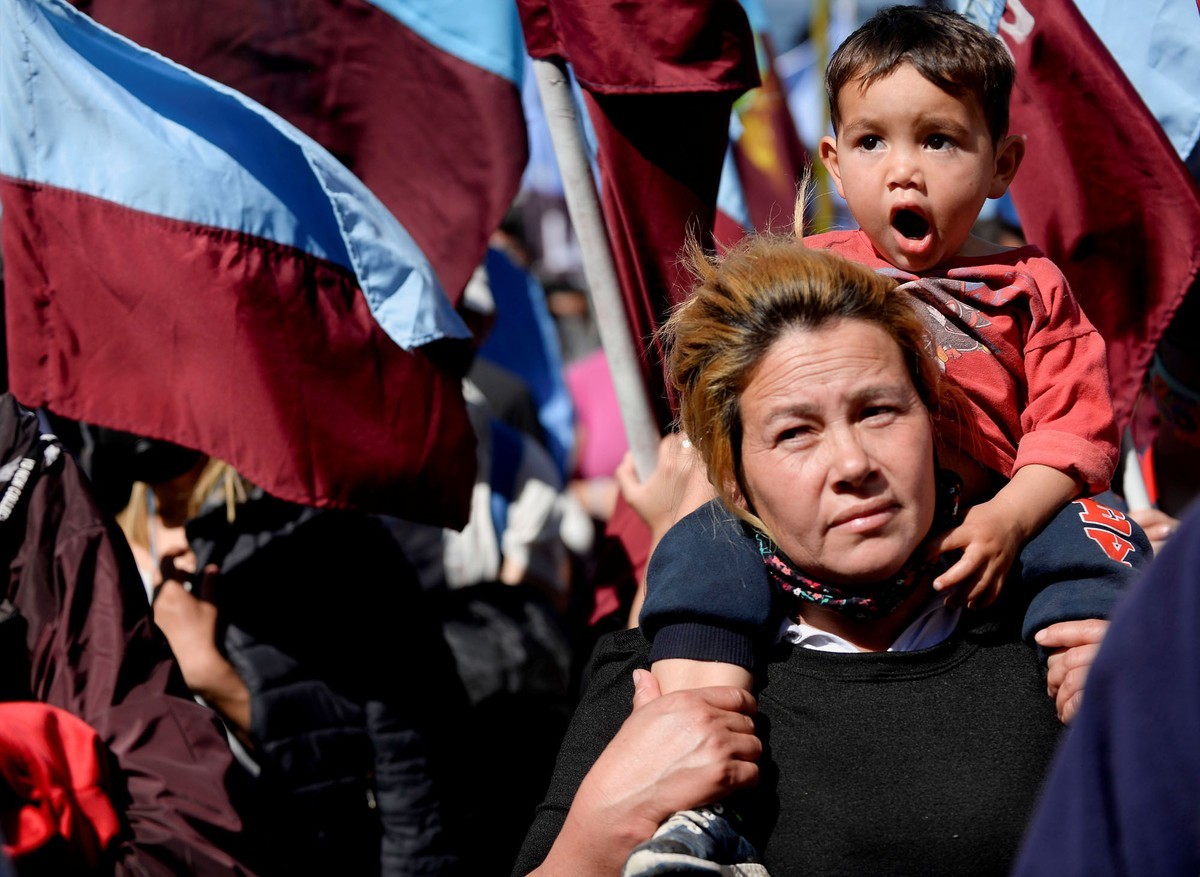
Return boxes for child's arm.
[929,464,1080,609]
[617,440,769,697]
[652,659,753,695]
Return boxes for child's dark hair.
[825,5,1014,142]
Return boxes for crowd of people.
[0,4,1198,877]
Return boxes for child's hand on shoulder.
[927,495,1025,609]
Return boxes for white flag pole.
[1121,427,1153,511]
[531,57,662,481]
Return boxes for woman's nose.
[828,430,875,487]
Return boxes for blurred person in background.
[115,442,469,876]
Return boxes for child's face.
[819,63,1022,273]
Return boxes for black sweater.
[513,618,1061,876]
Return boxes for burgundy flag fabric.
[73,0,529,305]
[996,0,1200,429]
[2,0,477,527]
[728,34,811,240]
[519,0,758,425]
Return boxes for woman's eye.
[862,406,897,421]
[778,426,813,443]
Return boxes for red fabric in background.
[2,179,475,527]
[519,0,757,423]
[1000,0,1200,432]
[581,88,748,424]
[73,0,527,305]
[519,0,755,94]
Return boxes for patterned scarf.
[757,533,934,621]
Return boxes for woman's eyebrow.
[761,402,819,426]
[846,384,912,405]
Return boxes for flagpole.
[531,57,661,481]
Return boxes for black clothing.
[186,495,471,876]
[643,497,1148,670]
[514,617,1062,876]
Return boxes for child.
[626,5,1142,871]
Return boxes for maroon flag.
[997,0,1200,430]
[73,0,528,305]
[4,0,480,528]
[519,0,758,425]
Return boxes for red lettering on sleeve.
[1083,526,1135,567]
[1074,497,1133,537]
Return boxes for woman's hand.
[1035,619,1109,725]
[532,670,760,876]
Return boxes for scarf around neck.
[757,532,938,621]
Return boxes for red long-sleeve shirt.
[810,230,1118,494]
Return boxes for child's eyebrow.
[916,116,972,138]
[839,118,879,137]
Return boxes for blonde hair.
[665,235,948,535]
[117,457,247,550]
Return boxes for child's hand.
[927,495,1025,609]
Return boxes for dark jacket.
[1015,505,1200,876]
[0,394,254,875]
[186,492,470,876]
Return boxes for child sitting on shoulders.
[623,6,1148,873]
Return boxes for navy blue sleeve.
[639,499,775,671]
[1016,494,1150,642]
[1014,505,1200,876]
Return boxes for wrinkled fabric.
[0,394,254,875]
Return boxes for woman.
[512,239,1113,876]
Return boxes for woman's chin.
[817,541,917,585]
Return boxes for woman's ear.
[726,479,749,511]
[988,134,1025,199]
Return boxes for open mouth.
[892,208,930,240]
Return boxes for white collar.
[779,594,962,653]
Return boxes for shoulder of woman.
[588,628,650,675]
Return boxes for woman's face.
[738,319,937,584]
